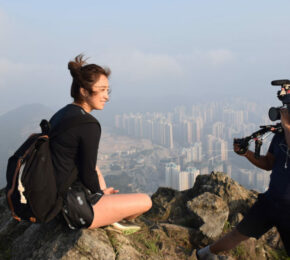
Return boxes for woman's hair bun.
[68,54,87,78]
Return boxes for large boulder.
[187,192,229,240]
[144,187,187,223]
[187,172,258,219]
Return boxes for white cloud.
[95,50,183,84]
[0,58,61,90]
[175,49,236,68]
[206,49,235,66]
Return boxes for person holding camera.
[197,109,290,259]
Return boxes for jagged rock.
[106,228,142,260]
[9,221,116,260]
[187,192,229,240]
[145,172,257,228]
[0,172,287,259]
[187,172,258,220]
[145,187,187,223]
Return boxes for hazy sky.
[1,0,290,114]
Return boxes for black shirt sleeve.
[268,135,275,154]
[78,122,102,193]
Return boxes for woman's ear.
[80,87,88,98]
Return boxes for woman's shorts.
[62,181,103,229]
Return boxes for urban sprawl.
[114,99,273,193]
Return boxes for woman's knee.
[140,193,152,211]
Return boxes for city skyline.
[114,99,273,192]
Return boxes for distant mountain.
[0,104,54,188]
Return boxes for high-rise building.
[186,167,200,187]
[164,122,174,149]
[212,121,225,139]
[220,139,228,161]
[165,162,180,188]
[178,171,190,190]
[195,117,203,142]
[207,134,216,157]
[115,114,122,129]
[182,142,203,163]
[183,120,193,145]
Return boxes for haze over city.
[1,1,290,189]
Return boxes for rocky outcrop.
[187,192,229,240]
[0,172,286,259]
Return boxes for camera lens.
[268,107,281,121]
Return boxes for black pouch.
[62,181,103,229]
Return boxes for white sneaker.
[111,222,141,233]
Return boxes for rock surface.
[0,172,287,259]
[187,192,229,240]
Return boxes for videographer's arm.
[234,143,274,171]
[244,150,274,171]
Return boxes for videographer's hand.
[103,187,119,195]
[233,139,248,156]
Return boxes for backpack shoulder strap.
[41,114,99,139]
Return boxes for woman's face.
[81,74,110,112]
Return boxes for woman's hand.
[103,187,119,195]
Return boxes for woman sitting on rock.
[49,54,152,230]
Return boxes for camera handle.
[234,123,282,158]
[254,139,263,158]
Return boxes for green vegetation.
[131,231,161,256]
[222,220,232,233]
[144,238,159,254]
[231,244,247,259]
[106,233,121,256]
[123,228,140,236]
[268,248,290,260]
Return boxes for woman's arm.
[95,166,107,190]
[79,123,103,193]
[96,166,119,194]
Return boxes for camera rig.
[234,79,289,158]
[234,123,283,158]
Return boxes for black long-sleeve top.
[49,104,102,194]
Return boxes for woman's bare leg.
[88,193,152,229]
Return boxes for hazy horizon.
[0,1,290,115]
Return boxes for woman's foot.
[111,221,141,233]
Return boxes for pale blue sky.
[0,1,290,113]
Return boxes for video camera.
[233,79,286,158]
[268,79,290,121]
